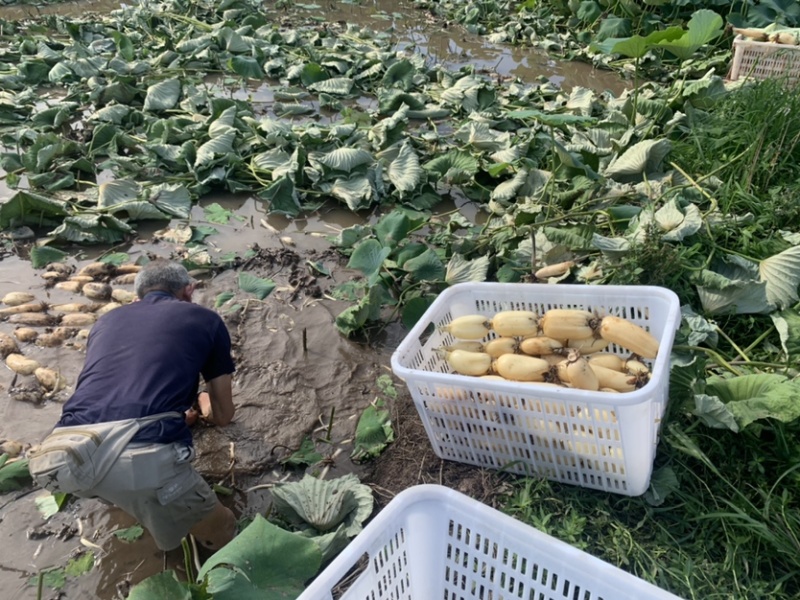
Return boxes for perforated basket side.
[730,35,800,83]
[390,283,681,495]
[297,486,685,600]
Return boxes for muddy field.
[0,0,630,597]
[0,204,500,599]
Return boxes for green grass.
[497,399,800,599]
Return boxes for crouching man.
[31,259,236,552]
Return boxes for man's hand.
[185,406,201,427]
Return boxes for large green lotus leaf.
[31,104,76,128]
[98,179,141,209]
[195,130,236,168]
[566,87,595,116]
[591,26,683,58]
[404,248,444,282]
[295,525,350,565]
[679,305,719,347]
[218,27,252,53]
[490,144,524,165]
[98,81,139,106]
[654,9,723,60]
[456,122,511,152]
[355,61,383,82]
[402,295,435,329]
[275,147,303,181]
[175,35,213,54]
[0,190,68,229]
[146,184,192,218]
[692,394,740,432]
[759,245,800,309]
[347,239,391,284]
[28,171,75,192]
[371,104,409,148]
[109,30,135,61]
[48,62,72,83]
[36,41,62,62]
[210,106,237,138]
[330,176,373,210]
[491,168,527,202]
[576,0,602,23]
[18,60,51,84]
[445,253,490,285]
[298,62,328,86]
[375,210,412,249]
[71,57,104,79]
[29,246,68,269]
[669,356,707,406]
[771,307,800,360]
[704,374,800,429]
[596,17,632,41]
[271,474,373,537]
[147,144,186,166]
[51,214,132,244]
[230,56,264,79]
[198,515,321,600]
[143,79,181,111]
[109,202,169,221]
[308,77,353,95]
[423,150,478,184]
[695,257,770,315]
[603,139,671,181]
[382,59,415,91]
[439,74,483,105]
[252,148,292,172]
[259,174,300,216]
[388,141,421,195]
[91,104,131,124]
[313,147,373,173]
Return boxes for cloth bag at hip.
[28,412,182,494]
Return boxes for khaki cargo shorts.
[78,442,216,551]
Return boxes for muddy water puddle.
[0,1,628,598]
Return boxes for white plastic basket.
[297,485,684,600]
[390,283,681,496]
[729,34,800,84]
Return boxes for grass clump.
[497,398,800,599]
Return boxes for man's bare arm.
[198,374,235,426]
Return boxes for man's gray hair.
[134,259,194,299]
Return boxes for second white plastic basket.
[729,34,800,84]
[297,485,684,599]
[391,283,681,496]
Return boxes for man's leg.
[88,443,231,551]
[189,501,236,550]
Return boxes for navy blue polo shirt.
[57,291,235,445]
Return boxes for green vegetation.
[2,0,800,597]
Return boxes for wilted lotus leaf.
[271,473,373,535]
